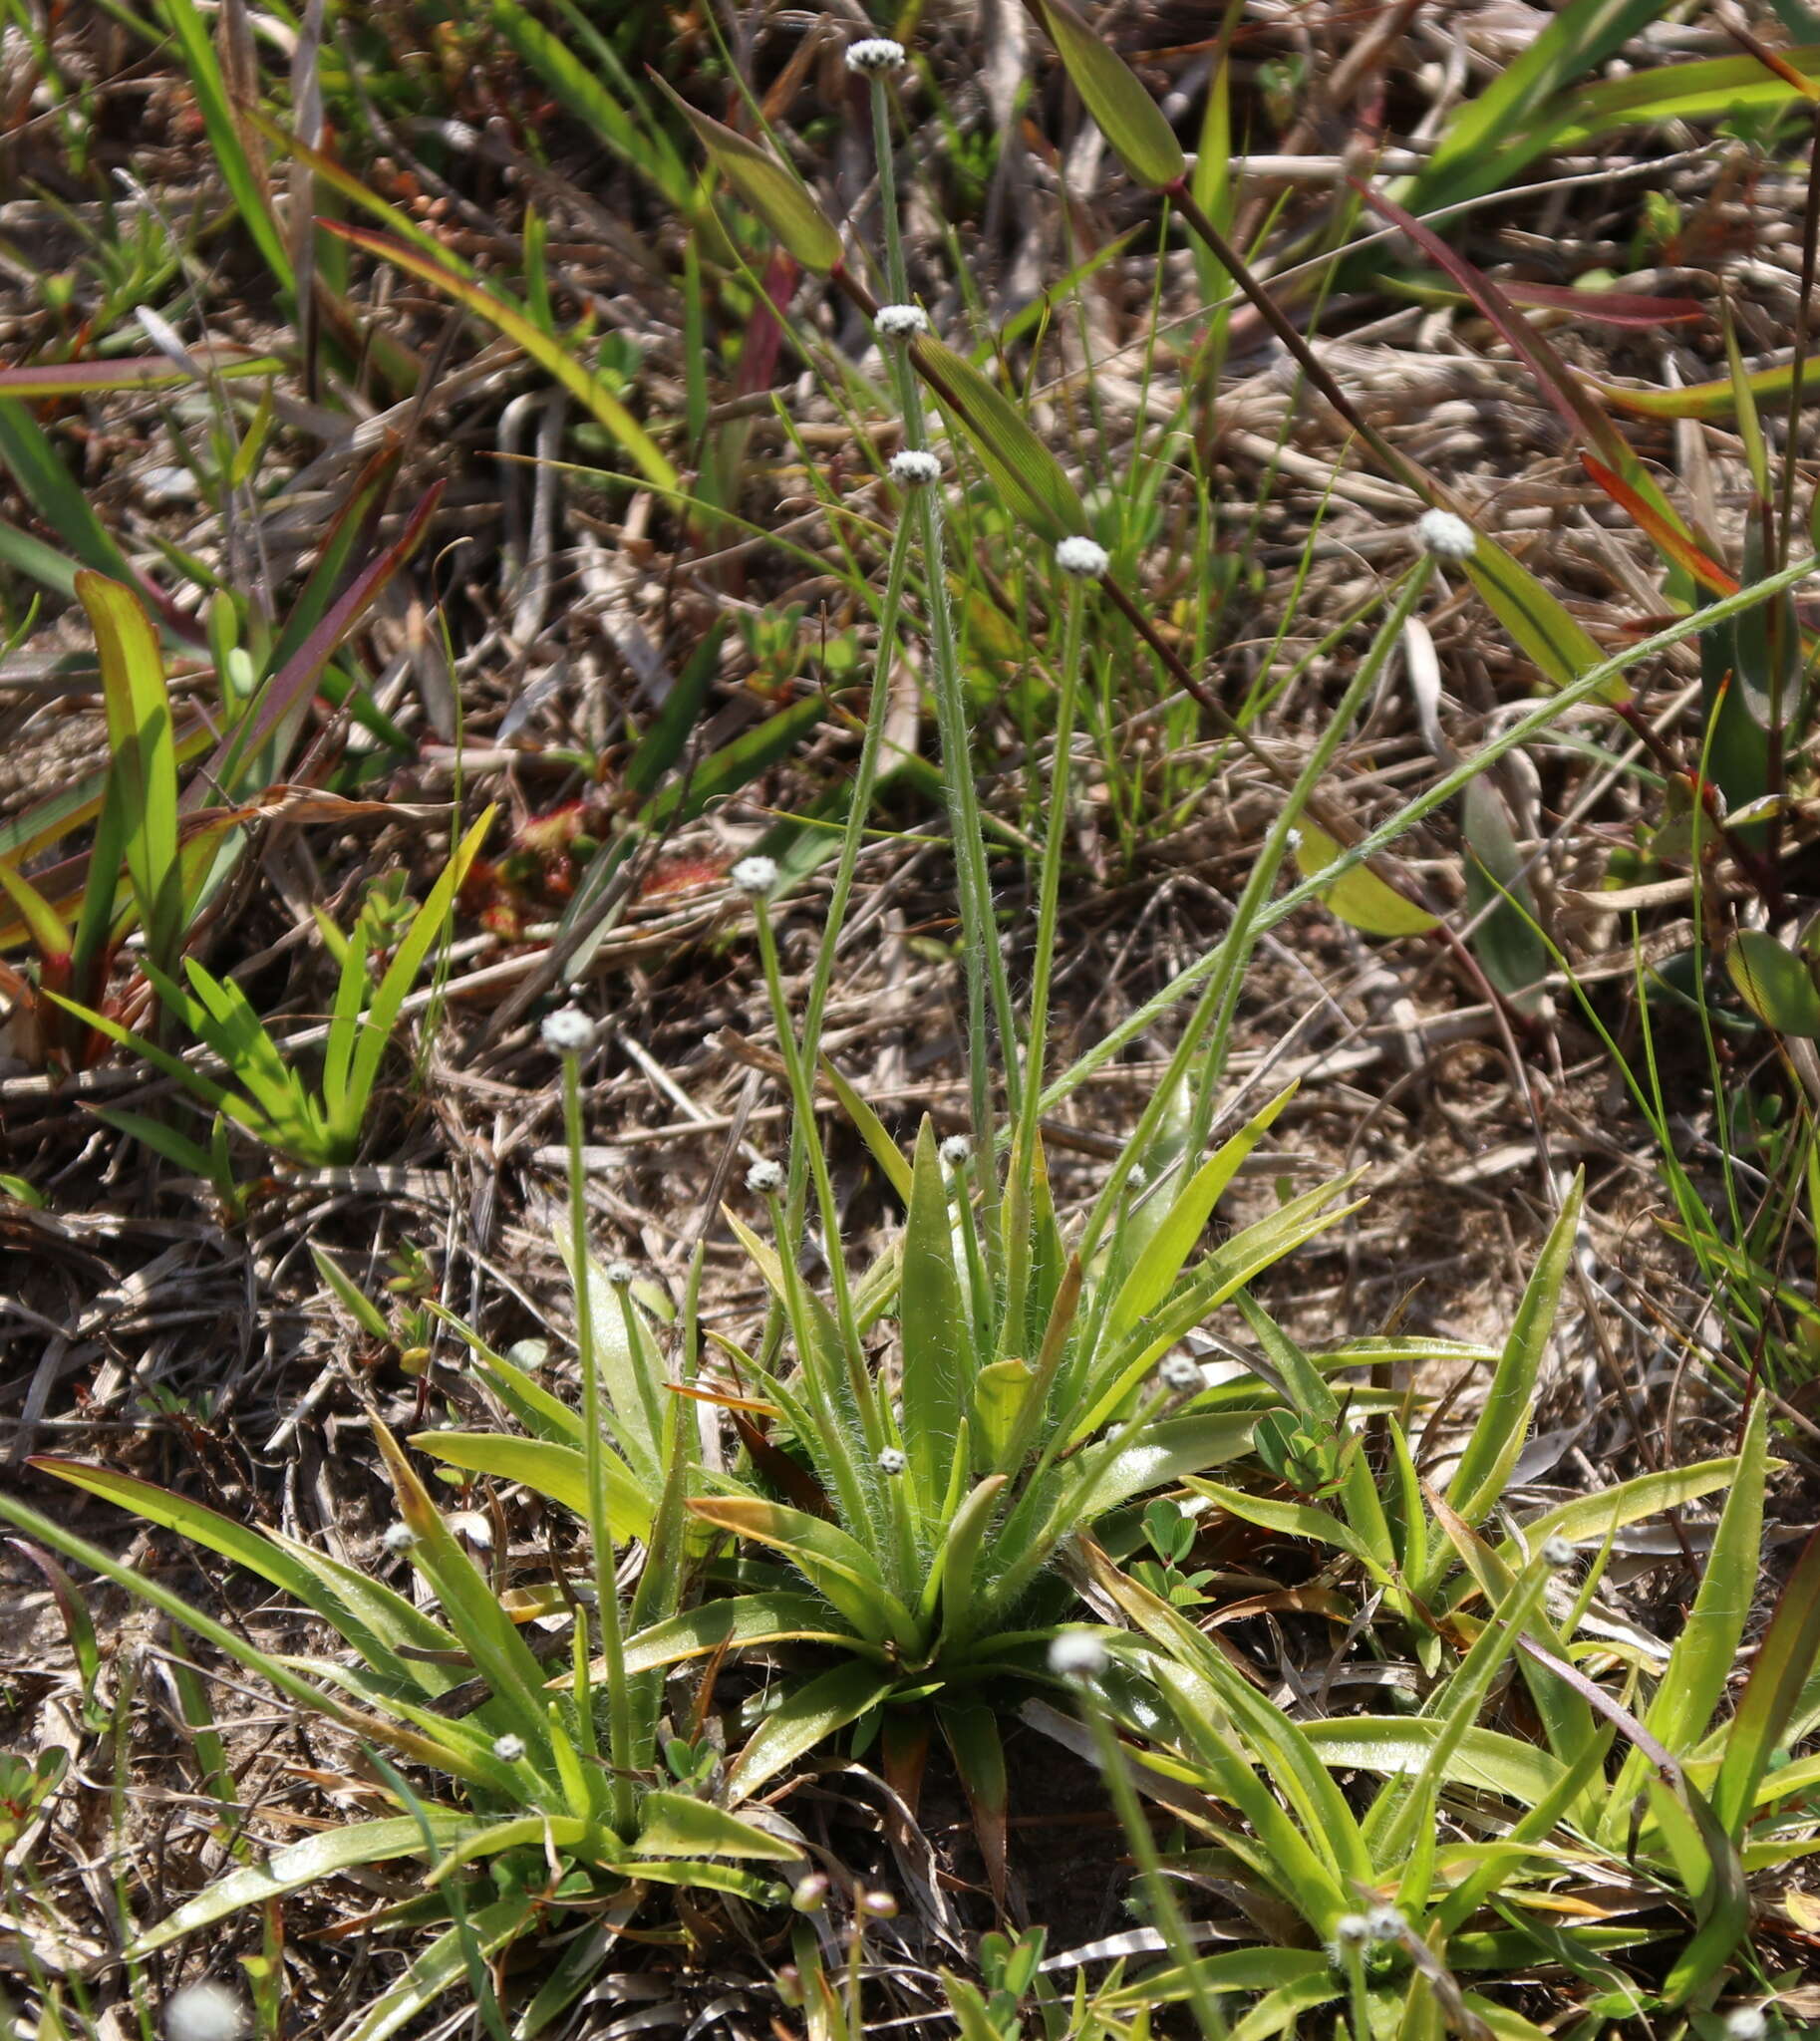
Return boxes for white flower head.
[1365,1904,1407,1944]
[1724,2009,1769,2041]
[889,449,940,487]
[939,1133,972,1166]
[1415,508,1477,562]
[604,1259,637,1289]
[540,1007,593,1055]
[877,1446,907,1476]
[1541,1533,1578,1572]
[1056,534,1110,579]
[875,303,929,339]
[858,1888,899,1917]
[492,1734,526,1763]
[1048,1630,1108,1681]
[747,1157,784,1194]
[1329,1914,1372,1962]
[845,37,906,74]
[381,1523,418,1555]
[731,854,777,896]
[1156,1353,1203,1396]
[164,1984,246,2041]
[1127,1163,1150,1191]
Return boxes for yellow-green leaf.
[1293,824,1438,938]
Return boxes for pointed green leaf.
[1443,1173,1583,1533]
[725,1659,900,1803]
[632,1790,800,1861]
[408,1432,651,1543]
[1727,928,1820,1037]
[660,84,843,274]
[910,334,1088,545]
[127,1813,469,1955]
[901,1119,968,1508]
[1031,0,1186,189]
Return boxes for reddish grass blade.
[1502,282,1705,327]
[183,483,446,812]
[1582,456,1738,597]
[0,353,281,398]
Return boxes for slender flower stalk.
[546,1013,637,1840]
[1004,552,1091,1345]
[862,61,1022,1260]
[745,876,919,1592]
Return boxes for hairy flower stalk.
[553,1023,638,1839]
[1004,551,1091,1342]
[747,883,919,1592]
[861,56,1022,1252]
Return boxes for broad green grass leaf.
[372,1424,557,1757]
[1605,1400,1766,1841]
[409,1432,652,1543]
[1030,0,1187,189]
[631,1790,799,1861]
[556,1240,663,1484]
[155,0,293,291]
[128,1813,469,1955]
[686,1497,916,1649]
[34,1457,458,1686]
[901,1119,968,1509]
[0,1482,487,1784]
[1074,1413,1257,1518]
[620,1593,869,1676]
[1412,0,1674,213]
[1103,1084,1298,1348]
[1076,1177,1364,1437]
[1301,1717,1566,1805]
[311,1246,392,1342]
[821,1057,915,1202]
[1186,1478,1387,1578]
[661,85,843,274]
[1462,535,1628,703]
[724,1659,900,1802]
[1712,1519,1820,1838]
[343,1894,534,2041]
[451,1331,583,1446]
[0,858,71,968]
[930,1475,1009,1643]
[1480,1456,1752,1591]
